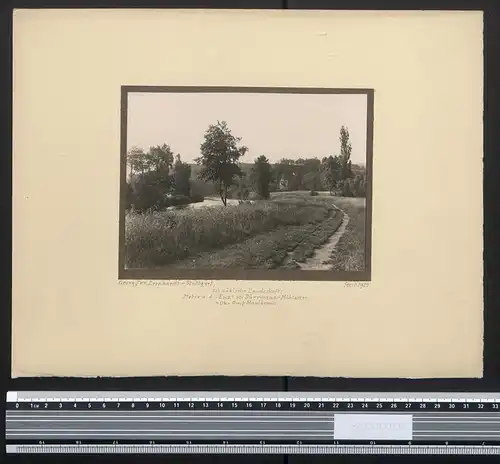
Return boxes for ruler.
[6,391,500,455]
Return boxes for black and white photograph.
[119,87,373,280]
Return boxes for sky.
[127,91,368,165]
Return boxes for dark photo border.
[4,4,498,462]
[118,86,374,281]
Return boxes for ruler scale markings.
[6,391,500,455]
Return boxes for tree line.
[126,121,366,212]
[126,144,202,212]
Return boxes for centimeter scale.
[6,391,500,455]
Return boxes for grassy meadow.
[325,197,366,272]
[124,191,365,271]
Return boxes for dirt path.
[293,205,350,270]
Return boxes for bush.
[165,195,192,207]
[191,178,217,198]
[125,182,134,210]
[332,177,366,198]
[190,193,205,203]
[130,182,165,212]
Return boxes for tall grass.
[327,197,366,271]
[125,199,332,268]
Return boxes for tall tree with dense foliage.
[195,121,248,206]
[301,158,322,191]
[139,144,175,197]
[339,125,353,179]
[322,155,342,194]
[127,144,176,211]
[250,155,273,200]
[146,144,175,174]
[127,146,147,181]
[173,154,192,197]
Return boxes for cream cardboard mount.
[12,9,483,378]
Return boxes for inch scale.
[6,391,500,455]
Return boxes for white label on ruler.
[334,414,413,440]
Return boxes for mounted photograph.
[119,87,373,280]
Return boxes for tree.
[127,146,147,182]
[302,158,321,191]
[234,175,250,201]
[125,182,134,210]
[274,159,293,190]
[250,155,273,200]
[322,155,342,194]
[195,121,248,206]
[146,144,174,174]
[352,174,366,197]
[129,181,165,212]
[138,144,175,195]
[339,126,353,179]
[127,144,178,211]
[173,154,191,197]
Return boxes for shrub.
[125,182,134,210]
[130,182,165,212]
[190,193,205,203]
[166,195,192,207]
